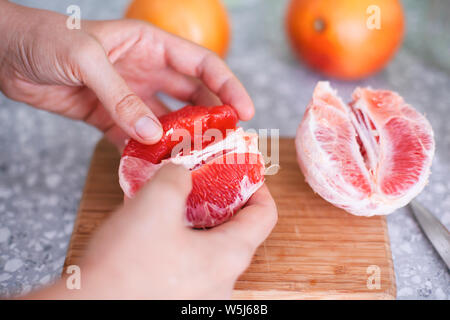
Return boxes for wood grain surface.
[63,138,396,299]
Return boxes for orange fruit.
[125,0,230,57]
[286,0,405,80]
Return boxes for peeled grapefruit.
[119,105,265,228]
[296,82,434,215]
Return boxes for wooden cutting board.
[63,138,396,299]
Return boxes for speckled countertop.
[0,0,449,299]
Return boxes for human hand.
[27,164,277,299]
[0,2,254,148]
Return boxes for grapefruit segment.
[119,105,265,228]
[119,156,160,198]
[188,151,264,227]
[123,105,238,164]
[296,82,434,216]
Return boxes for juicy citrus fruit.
[285,0,405,80]
[125,0,230,57]
[296,82,434,215]
[119,105,265,228]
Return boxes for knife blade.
[409,200,450,270]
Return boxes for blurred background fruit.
[125,0,230,57]
[285,0,405,80]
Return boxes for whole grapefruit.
[285,0,405,80]
[125,0,230,57]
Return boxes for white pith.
[296,82,435,216]
[348,104,380,175]
[169,128,261,169]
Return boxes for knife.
[409,200,450,270]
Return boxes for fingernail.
[135,116,162,142]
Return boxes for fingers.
[145,96,171,117]
[126,163,192,228]
[190,84,222,106]
[76,39,163,144]
[209,184,278,253]
[103,124,128,153]
[157,29,254,120]
[84,21,253,121]
[155,69,222,106]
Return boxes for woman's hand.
[26,164,277,299]
[0,2,276,300]
[0,1,254,148]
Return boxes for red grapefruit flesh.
[119,105,265,228]
[296,82,434,216]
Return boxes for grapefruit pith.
[119,105,265,228]
[296,82,434,215]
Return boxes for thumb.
[78,41,163,144]
[126,163,192,228]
